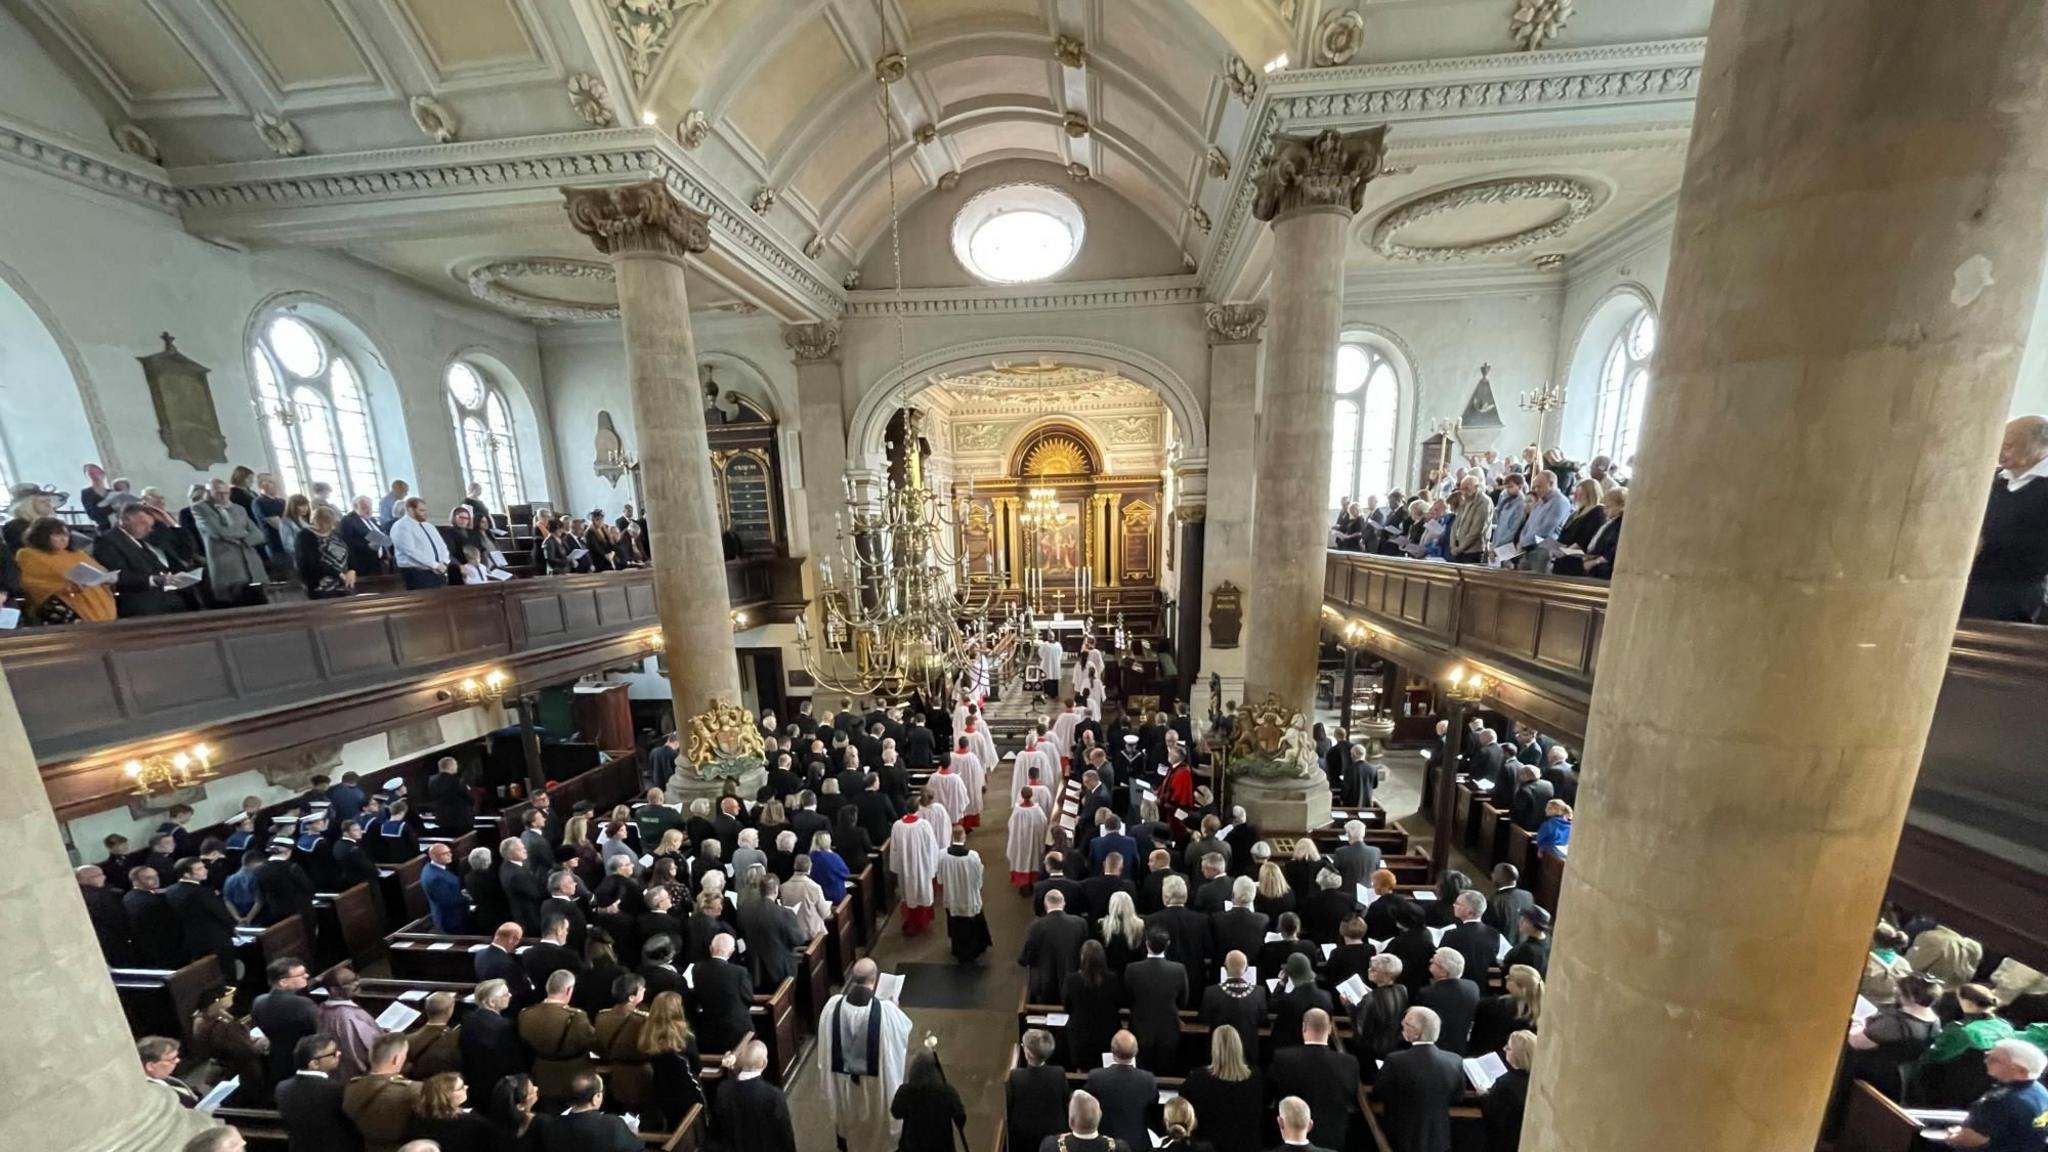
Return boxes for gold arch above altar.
[955,421,1162,601]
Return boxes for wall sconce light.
[731,610,750,630]
[457,670,511,704]
[124,743,217,796]
[647,630,667,653]
[1443,664,1496,702]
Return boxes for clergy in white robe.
[935,834,990,962]
[1050,706,1080,768]
[890,810,943,935]
[1007,787,1050,890]
[963,722,998,785]
[927,762,971,834]
[949,700,970,735]
[1036,636,1064,695]
[817,959,914,1152]
[1010,739,1053,801]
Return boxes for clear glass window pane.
[1359,361,1399,500]
[266,316,325,377]
[291,386,344,496]
[484,393,521,506]
[327,357,382,502]
[1628,311,1658,360]
[461,417,497,509]
[447,362,485,410]
[1330,398,1360,511]
[967,211,1075,283]
[1335,344,1368,395]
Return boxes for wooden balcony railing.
[1,558,803,820]
[1324,549,2048,964]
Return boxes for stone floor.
[785,700,1468,1152]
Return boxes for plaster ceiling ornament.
[952,423,1003,451]
[1205,146,1231,182]
[1511,0,1573,51]
[1183,252,1199,272]
[924,363,1157,411]
[466,257,621,322]
[750,186,777,214]
[678,109,709,149]
[1369,175,1600,262]
[711,301,759,314]
[803,233,826,258]
[1204,303,1268,344]
[914,124,938,146]
[783,322,841,363]
[1106,415,1158,445]
[253,112,304,158]
[111,123,161,165]
[1063,112,1091,139]
[874,52,908,85]
[1251,127,1388,220]
[843,269,862,289]
[1534,252,1566,270]
[1189,204,1213,234]
[1023,435,1092,477]
[1053,34,1088,69]
[610,0,702,89]
[409,96,459,144]
[1315,8,1367,66]
[568,74,616,128]
[938,171,962,191]
[563,180,711,259]
[1067,162,1092,183]
[1225,56,1260,105]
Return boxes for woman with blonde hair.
[1556,477,1607,558]
[559,813,601,874]
[1472,964,1544,1054]
[295,505,356,597]
[1255,859,1296,921]
[1481,1031,1536,1152]
[1177,1024,1262,1152]
[635,990,704,1130]
[1283,837,1325,897]
[1098,890,1146,974]
[1156,1096,1214,1152]
[407,1072,492,1151]
[1555,485,1625,579]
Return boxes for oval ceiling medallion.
[465,258,619,322]
[1369,176,1600,263]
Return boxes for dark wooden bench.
[112,956,220,1042]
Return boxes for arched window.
[447,361,524,512]
[1592,307,1657,467]
[1330,342,1401,510]
[252,314,383,500]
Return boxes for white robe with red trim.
[890,813,943,908]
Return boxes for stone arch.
[0,255,112,480]
[846,335,1208,478]
[243,289,418,486]
[1561,282,1659,459]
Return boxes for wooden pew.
[795,933,831,1038]
[314,883,382,972]
[758,976,803,1084]
[1534,852,1565,914]
[220,1098,707,1151]
[828,896,857,981]
[385,924,494,983]
[231,914,311,998]
[1475,802,1509,870]
[1838,1079,1931,1152]
[381,854,427,929]
[113,956,220,1042]
[1503,824,1535,878]
[850,862,879,957]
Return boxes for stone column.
[0,666,214,1151]
[1242,129,1386,717]
[787,323,847,611]
[564,181,743,723]
[1196,305,1264,717]
[1527,5,2048,1152]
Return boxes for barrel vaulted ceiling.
[1,0,1713,321]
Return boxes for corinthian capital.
[783,323,842,364]
[1205,304,1267,345]
[1252,127,1388,221]
[562,180,709,259]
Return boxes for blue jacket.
[809,849,850,903]
[326,783,366,827]
[1536,816,1572,859]
[1492,494,1527,548]
[421,860,468,933]
[1089,831,1138,877]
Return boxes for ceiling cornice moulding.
[0,115,178,214]
[843,275,1204,317]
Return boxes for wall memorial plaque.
[1210,580,1243,649]
[138,332,227,469]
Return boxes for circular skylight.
[952,183,1085,284]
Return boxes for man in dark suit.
[252,958,321,1087]
[902,716,937,771]
[76,864,134,966]
[1301,869,1361,946]
[1963,414,2048,622]
[1082,1031,1157,1152]
[1123,929,1188,1073]
[427,756,475,834]
[691,933,757,1054]
[1509,764,1555,832]
[854,774,901,846]
[338,496,387,574]
[1137,852,1181,915]
[1268,1009,1360,1152]
[1512,724,1556,768]
[712,1040,796,1152]
[420,843,468,934]
[1019,890,1088,1002]
[1200,951,1269,1064]
[331,821,381,892]
[539,1071,639,1152]
[1330,821,1383,892]
[1143,876,1213,977]
[1414,947,1482,1056]
[522,914,586,990]
[458,981,526,1099]
[1223,808,1263,878]
[498,837,547,931]
[476,923,538,1007]
[164,857,239,978]
[1541,747,1578,805]
[1080,852,1136,928]
[1191,854,1234,915]
[275,1036,362,1152]
[1468,728,1511,794]
[1031,853,1086,918]
[1209,877,1269,974]
[1443,890,1505,988]
[1088,816,1139,878]
[121,867,184,969]
[1270,953,1336,1058]
[1007,1028,1071,1152]
[539,871,588,952]
[1377,1007,1464,1152]
[95,503,191,616]
[1267,1094,1338,1152]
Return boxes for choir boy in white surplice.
[927,758,971,834]
[890,808,944,936]
[962,713,998,781]
[1010,735,1056,801]
[817,958,913,1152]
[1036,634,1064,698]
[1007,786,1050,891]
[1050,703,1081,769]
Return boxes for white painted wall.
[0,163,557,508]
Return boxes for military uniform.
[401,1021,462,1079]
[593,1004,652,1111]
[340,1071,418,1152]
[517,999,596,1100]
